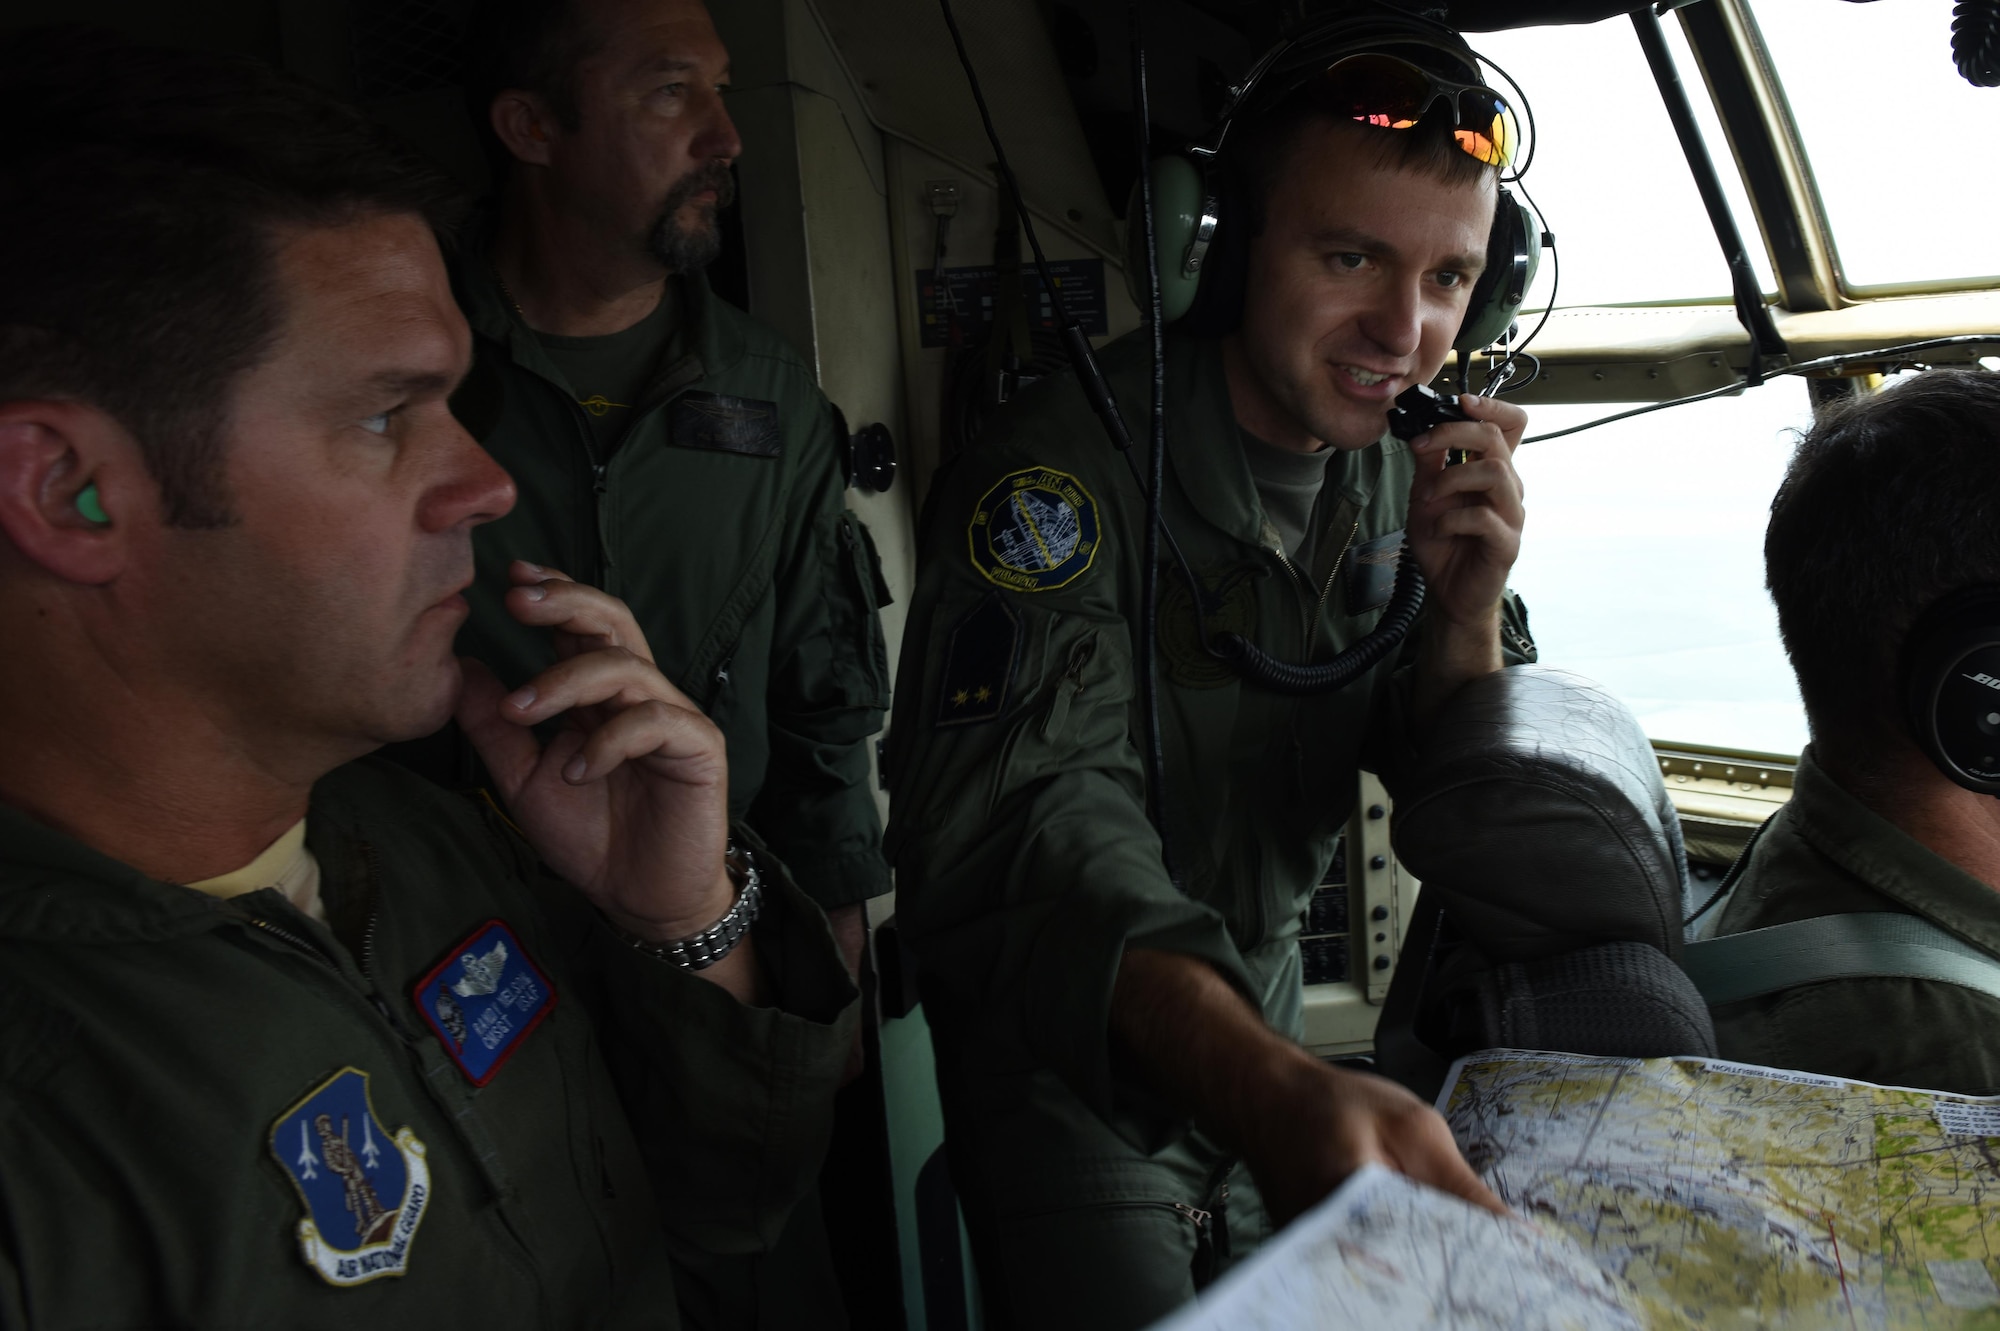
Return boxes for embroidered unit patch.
[670,391,783,457]
[1158,566,1259,689]
[1345,529,1405,614]
[269,1067,430,1286]
[968,466,1100,592]
[412,920,555,1086]
[935,592,1021,727]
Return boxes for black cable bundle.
[1955,0,2000,85]
[1211,546,1426,695]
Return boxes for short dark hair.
[462,0,607,174]
[0,27,462,528]
[1766,369,2000,745]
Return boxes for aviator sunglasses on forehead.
[1201,50,1520,172]
[1320,52,1518,168]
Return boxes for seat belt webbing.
[1683,911,2000,1007]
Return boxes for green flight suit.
[1709,747,2000,1095]
[885,329,1535,1329]
[446,240,892,913]
[0,759,857,1329]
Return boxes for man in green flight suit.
[1702,370,2000,1096]
[0,33,852,1327]
[887,12,1537,1327]
[447,0,892,976]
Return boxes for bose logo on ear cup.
[1902,586,2000,795]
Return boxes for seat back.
[1391,665,1691,962]
[1374,667,1715,1096]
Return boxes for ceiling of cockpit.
[1135,0,1646,42]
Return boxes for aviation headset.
[1123,6,1541,358]
[1901,586,2000,795]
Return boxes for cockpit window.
[1752,0,2000,291]
[1473,19,1772,308]
[1511,378,1812,757]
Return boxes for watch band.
[612,842,763,970]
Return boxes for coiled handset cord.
[1957,0,2000,85]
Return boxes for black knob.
[1373,955,1391,971]
[842,421,898,493]
[1370,905,1389,922]
[1366,804,1386,820]
[1368,854,1386,871]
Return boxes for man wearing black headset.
[886,9,1536,1326]
[1696,369,2000,1096]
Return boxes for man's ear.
[490,91,558,167]
[0,400,145,586]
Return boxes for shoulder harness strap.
[1683,911,2000,1006]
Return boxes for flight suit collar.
[1160,334,1390,551]
[1783,746,2000,958]
[0,799,232,943]
[450,216,749,399]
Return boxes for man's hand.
[1405,393,1528,722]
[1112,950,1503,1224]
[456,560,762,1002]
[1240,1047,1502,1226]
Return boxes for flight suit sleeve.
[747,388,892,911]
[886,412,1256,1147]
[498,808,858,1257]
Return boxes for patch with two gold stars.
[968,466,1100,592]
[935,592,1020,728]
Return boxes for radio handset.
[1386,384,1471,464]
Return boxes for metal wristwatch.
[613,841,762,971]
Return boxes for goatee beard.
[646,162,735,273]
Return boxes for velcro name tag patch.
[413,920,555,1086]
[968,466,1101,592]
[670,391,784,457]
[270,1067,430,1286]
[1346,529,1405,614]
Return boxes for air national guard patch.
[969,466,1100,592]
[412,920,555,1086]
[270,1068,430,1286]
[936,592,1020,727]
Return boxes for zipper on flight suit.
[1269,519,1361,644]
[1040,636,1097,740]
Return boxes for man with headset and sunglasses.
[886,7,1539,1325]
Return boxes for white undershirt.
[184,818,326,924]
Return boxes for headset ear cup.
[1900,586,2000,795]
[1454,188,1540,355]
[1124,156,1206,323]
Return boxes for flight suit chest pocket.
[831,511,892,709]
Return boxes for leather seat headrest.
[1390,665,1688,962]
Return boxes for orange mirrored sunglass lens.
[1322,54,1517,170]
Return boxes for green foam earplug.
[76,483,109,526]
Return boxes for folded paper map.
[1442,1051,2000,1329]
[1152,1052,2000,1329]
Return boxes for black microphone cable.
[1129,0,1174,871]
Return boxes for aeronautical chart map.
[1150,1052,2000,1330]
[1150,1163,1645,1330]
[1441,1051,2000,1329]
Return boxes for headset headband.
[1195,10,1485,160]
